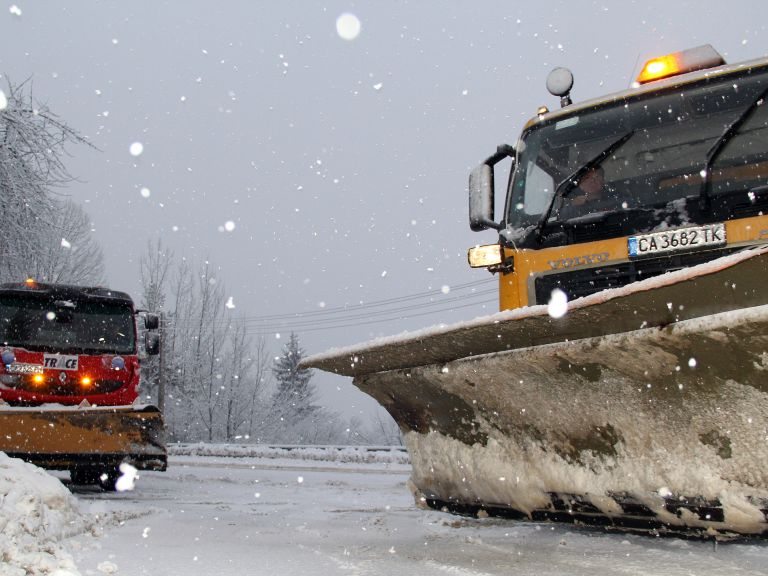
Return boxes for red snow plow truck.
[0,280,166,490]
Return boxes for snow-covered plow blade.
[0,404,167,482]
[304,248,768,536]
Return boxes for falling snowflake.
[115,462,139,492]
[9,5,21,16]
[140,187,151,198]
[129,142,144,157]
[547,289,569,318]
[60,238,71,249]
[224,220,236,232]
[225,296,235,310]
[336,13,361,41]
[0,91,7,110]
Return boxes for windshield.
[507,68,768,231]
[0,295,136,355]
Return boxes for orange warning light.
[636,45,725,85]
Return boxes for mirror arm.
[484,144,515,167]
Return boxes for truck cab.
[0,281,159,406]
[469,45,768,311]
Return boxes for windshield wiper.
[535,130,635,241]
[700,83,768,209]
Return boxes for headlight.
[467,244,503,268]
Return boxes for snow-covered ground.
[3,448,768,575]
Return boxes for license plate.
[628,223,726,258]
[7,363,44,374]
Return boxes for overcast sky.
[2,1,767,416]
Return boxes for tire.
[97,468,121,491]
[70,466,120,491]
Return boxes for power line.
[236,277,495,321]
[244,296,498,335]
[170,276,496,326]
[162,276,499,336]
[237,288,497,331]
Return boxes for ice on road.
[67,453,767,576]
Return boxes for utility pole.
[157,311,165,413]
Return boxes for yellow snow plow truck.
[304,46,768,537]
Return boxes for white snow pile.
[169,443,410,465]
[0,452,90,576]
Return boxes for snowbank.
[168,443,410,465]
[0,452,89,576]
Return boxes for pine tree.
[270,333,318,433]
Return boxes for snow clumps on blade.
[0,453,90,574]
[547,288,569,318]
[336,13,361,41]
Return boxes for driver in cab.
[558,165,611,219]
[570,165,606,207]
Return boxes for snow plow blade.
[0,404,167,475]
[304,248,768,537]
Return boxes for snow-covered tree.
[139,247,274,443]
[28,200,105,285]
[0,80,101,284]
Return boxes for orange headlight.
[80,376,93,387]
[32,374,45,385]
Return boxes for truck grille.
[533,247,742,304]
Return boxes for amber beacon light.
[636,45,725,84]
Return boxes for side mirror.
[469,145,514,232]
[145,332,160,356]
[144,313,160,330]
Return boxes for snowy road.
[67,454,768,576]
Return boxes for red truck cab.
[0,281,159,406]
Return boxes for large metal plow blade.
[0,404,167,483]
[304,248,768,536]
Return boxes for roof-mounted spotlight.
[546,67,575,108]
